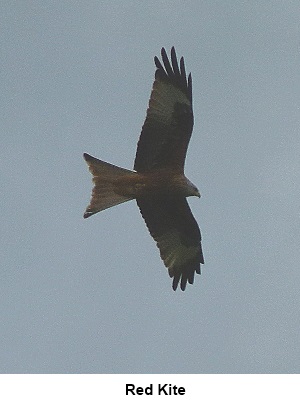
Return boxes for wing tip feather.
[154,47,192,101]
[170,263,202,291]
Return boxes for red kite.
[83,47,204,290]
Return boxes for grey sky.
[1,1,300,373]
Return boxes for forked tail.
[83,153,135,218]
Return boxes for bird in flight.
[83,47,204,291]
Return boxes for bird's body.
[83,47,204,290]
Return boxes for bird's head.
[185,178,201,198]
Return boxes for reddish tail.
[83,153,135,218]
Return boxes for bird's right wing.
[136,196,204,290]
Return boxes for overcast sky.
[1,1,300,373]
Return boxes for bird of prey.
[83,47,204,291]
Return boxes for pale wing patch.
[158,229,199,270]
[149,81,190,125]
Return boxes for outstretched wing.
[134,47,194,173]
[136,196,204,291]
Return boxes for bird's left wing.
[134,47,194,173]
[136,196,204,290]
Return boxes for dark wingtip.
[180,278,188,291]
[172,278,187,291]
[154,55,160,67]
[171,263,202,291]
[154,47,192,102]
[172,274,182,291]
